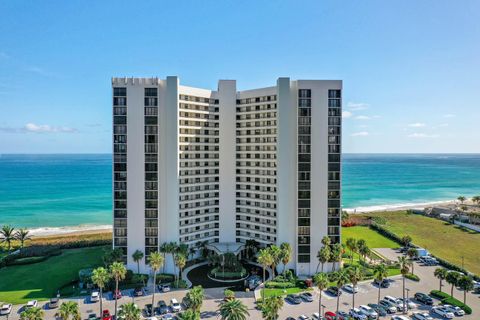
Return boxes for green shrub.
[264,281,296,289]
[430,290,450,299]
[155,273,175,284]
[8,256,49,266]
[172,279,188,289]
[405,273,420,281]
[430,290,472,314]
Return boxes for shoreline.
[28,224,112,238]
[344,199,458,214]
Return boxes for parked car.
[25,300,38,309]
[87,313,99,320]
[285,294,302,304]
[327,286,342,296]
[443,304,465,316]
[162,314,175,320]
[91,291,100,302]
[336,311,350,320]
[343,284,359,293]
[398,298,416,309]
[366,304,387,317]
[349,308,367,320]
[432,306,454,319]
[311,312,321,319]
[113,290,122,299]
[102,309,112,320]
[143,304,153,317]
[412,312,434,320]
[158,300,169,314]
[133,287,144,296]
[414,292,433,305]
[358,305,378,319]
[324,311,337,320]
[383,295,404,311]
[0,304,12,316]
[300,292,314,302]
[158,284,170,292]
[49,298,60,309]
[298,315,310,320]
[391,316,410,320]
[170,298,181,312]
[373,278,390,288]
[378,300,397,314]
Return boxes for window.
[114,87,127,96]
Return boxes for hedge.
[369,223,404,245]
[264,281,296,289]
[430,290,472,314]
[405,273,420,281]
[155,273,175,284]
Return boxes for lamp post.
[405,288,410,314]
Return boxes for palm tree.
[261,295,284,320]
[268,245,282,276]
[313,272,329,317]
[59,301,80,320]
[400,235,412,247]
[373,263,388,315]
[332,269,349,313]
[457,275,474,305]
[347,265,364,308]
[175,253,187,287]
[110,261,127,318]
[358,244,370,263]
[159,242,168,273]
[446,271,460,298]
[244,239,259,260]
[118,302,141,320]
[0,225,15,251]
[148,251,164,308]
[257,248,273,284]
[218,298,249,320]
[329,243,343,271]
[177,310,200,320]
[279,242,292,274]
[91,267,110,317]
[457,196,466,204]
[316,246,331,273]
[166,241,178,272]
[398,256,410,314]
[132,250,144,274]
[434,268,448,292]
[406,248,419,275]
[345,238,357,263]
[186,285,204,313]
[20,307,44,320]
[472,195,480,205]
[15,228,31,248]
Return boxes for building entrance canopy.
[206,242,244,255]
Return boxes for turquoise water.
[0,154,479,228]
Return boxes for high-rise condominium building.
[112,77,342,276]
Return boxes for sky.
[0,0,479,153]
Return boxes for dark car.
[336,311,351,320]
[284,294,301,304]
[133,287,144,297]
[373,278,390,288]
[299,292,314,302]
[158,300,169,314]
[143,304,153,317]
[49,298,59,309]
[414,292,433,305]
[367,304,387,317]
[88,314,99,320]
[327,286,342,296]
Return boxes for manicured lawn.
[342,226,398,248]
[0,246,106,304]
[262,287,312,298]
[364,211,480,275]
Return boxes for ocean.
[0,153,479,229]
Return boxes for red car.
[113,290,122,299]
[102,309,111,320]
[324,311,336,320]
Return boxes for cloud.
[408,122,426,128]
[355,115,370,120]
[408,133,439,138]
[342,111,353,118]
[443,114,455,118]
[347,102,369,111]
[351,131,369,137]
[0,123,77,133]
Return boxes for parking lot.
[1,249,478,319]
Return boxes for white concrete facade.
[112,77,342,275]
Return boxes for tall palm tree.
[177,310,200,320]
[329,243,343,271]
[316,246,331,273]
[59,301,80,320]
[148,251,164,308]
[457,196,466,204]
[15,228,31,248]
[358,245,370,263]
[313,272,329,317]
[406,248,418,275]
[159,242,168,273]
[118,302,141,320]
[261,295,284,320]
[268,245,282,276]
[175,253,187,287]
[132,250,144,274]
[91,267,110,317]
[218,298,250,320]
[347,265,364,308]
[472,195,480,205]
[279,242,292,274]
[186,285,204,313]
[332,269,349,313]
[0,225,15,251]
[20,307,44,320]
[446,271,460,298]
[110,261,127,318]
[257,248,273,283]
[345,238,357,263]
[434,268,448,292]
[400,235,412,247]
[457,275,474,305]
[373,263,388,318]
[166,241,178,273]
[398,256,410,314]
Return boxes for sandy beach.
[28,224,112,238]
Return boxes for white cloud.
[351,131,369,137]
[443,114,455,118]
[0,123,77,133]
[347,102,369,111]
[355,115,370,120]
[342,111,353,118]
[408,122,426,128]
[408,133,439,138]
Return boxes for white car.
[358,305,378,319]
[298,315,310,320]
[91,291,100,302]
[162,315,174,320]
[311,313,320,320]
[392,316,410,320]
[398,298,417,309]
[25,300,38,309]
[443,304,465,316]
[432,306,454,319]
[349,308,368,320]
[384,296,404,311]
[343,284,359,293]
[0,304,12,315]
[412,312,434,320]
[170,298,181,312]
